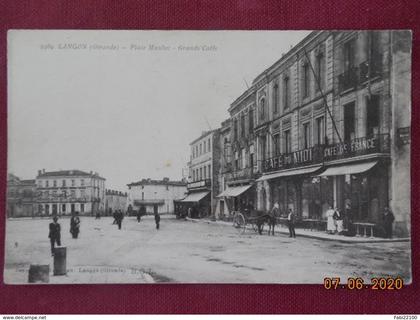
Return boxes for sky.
[8,30,310,191]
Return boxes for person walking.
[70,211,81,239]
[136,209,142,223]
[154,212,161,230]
[48,215,61,256]
[112,210,117,225]
[116,210,123,230]
[383,207,395,238]
[287,208,296,238]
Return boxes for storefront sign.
[187,179,210,190]
[323,137,377,159]
[264,147,316,172]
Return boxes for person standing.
[154,212,161,230]
[70,212,81,239]
[326,205,336,234]
[48,216,61,256]
[287,208,296,238]
[116,210,123,230]
[333,207,344,234]
[136,209,142,223]
[383,207,395,238]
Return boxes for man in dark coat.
[70,212,81,239]
[116,210,123,230]
[383,207,395,238]
[48,216,61,256]
[154,212,161,230]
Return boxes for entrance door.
[153,205,158,215]
[71,204,75,213]
[52,204,57,215]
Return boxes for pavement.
[191,218,411,243]
[4,215,412,284]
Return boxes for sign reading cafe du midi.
[264,136,382,172]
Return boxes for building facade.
[35,169,106,216]
[182,130,221,218]
[215,30,411,237]
[105,189,128,215]
[7,174,37,218]
[127,178,187,214]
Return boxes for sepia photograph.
[5,30,412,284]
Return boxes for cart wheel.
[233,213,246,234]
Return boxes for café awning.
[318,161,378,176]
[256,165,323,182]
[180,191,210,203]
[217,185,252,198]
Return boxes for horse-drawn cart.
[232,210,276,235]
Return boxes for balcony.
[337,67,358,93]
[230,166,257,181]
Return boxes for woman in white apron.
[326,206,336,234]
[334,208,344,234]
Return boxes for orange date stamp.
[323,277,404,290]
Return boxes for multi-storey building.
[105,189,128,215]
[127,178,187,214]
[7,174,37,217]
[216,30,411,237]
[35,169,106,216]
[182,130,221,218]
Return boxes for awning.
[217,185,252,197]
[257,165,323,182]
[318,161,378,176]
[180,191,210,203]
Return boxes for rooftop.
[37,169,106,180]
[127,178,187,187]
[189,129,218,146]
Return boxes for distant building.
[7,174,37,217]
[182,129,221,218]
[127,178,187,214]
[105,189,128,215]
[35,169,106,216]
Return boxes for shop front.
[180,190,211,218]
[217,183,256,219]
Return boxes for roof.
[189,129,219,146]
[106,189,128,196]
[37,170,105,180]
[20,179,36,185]
[127,178,187,187]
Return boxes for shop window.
[366,95,380,137]
[344,102,356,141]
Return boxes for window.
[204,140,206,153]
[81,204,85,213]
[283,76,290,110]
[284,130,291,153]
[81,179,85,186]
[204,166,207,179]
[303,122,311,149]
[71,190,76,198]
[200,167,203,180]
[62,190,67,198]
[195,145,198,157]
[316,53,325,91]
[241,113,246,137]
[273,134,280,156]
[45,180,49,187]
[142,192,144,200]
[200,143,202,155]
[208,164,211,178]
[45,204,50,215]
[259,97,266,121]
[52,190,57,197]
[62,180,66,187]
[302,63,310,98]
[249,109,254,133]
[315,116,325,145]
[53,180,57,187]
[260,135,267,161]
[234,118,238,141]
[366,95,380,137]
[71,179,75,187]
[344,102,356,141]
[273,82,279,114]
[250,151,254,168]
[192,170,195,181]
[235,151,239,170]
[208,138,211,152]
[80,189,85,198]
[62,204,66,213]
[343,39,355,71]
[241,148,246,169]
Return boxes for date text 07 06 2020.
[323,277,404,290]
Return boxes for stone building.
[7,174,37,218]
[127,178,187,214]
[216,30,411,237]
[105,189,128,215]
[182,129,221,218]
[35,169,106,216]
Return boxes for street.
[4,216,411,284]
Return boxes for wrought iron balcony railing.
[359,55,383,83]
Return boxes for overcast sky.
[8,30,310,191]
